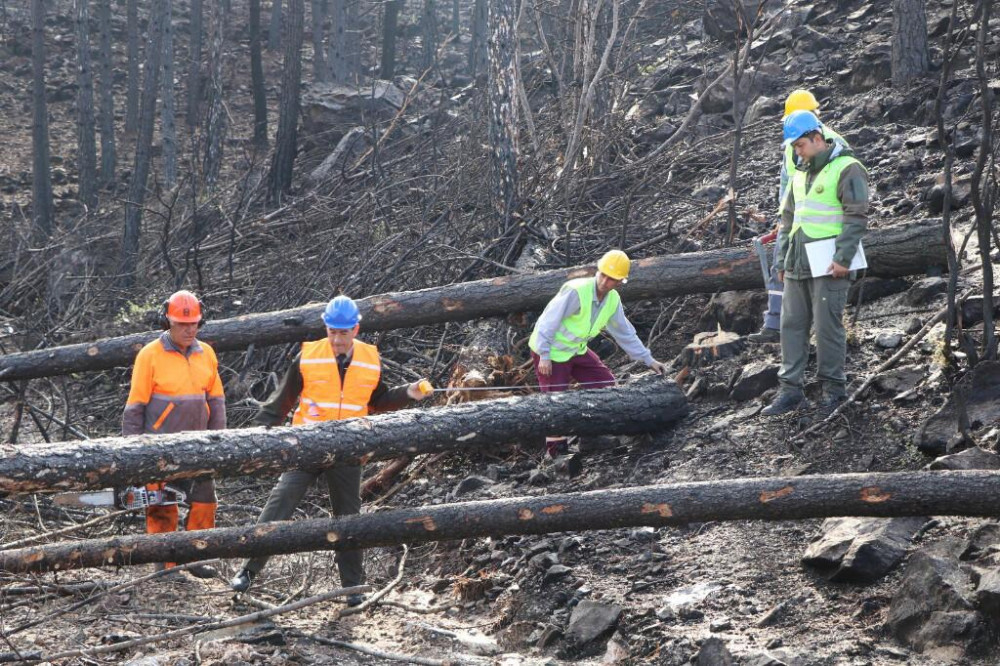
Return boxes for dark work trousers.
[778,275,850,400]
[241,466,364,587]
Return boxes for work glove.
[408,379,434,400]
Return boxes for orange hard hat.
[165,290,202,323]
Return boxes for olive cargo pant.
[778,275,850,399]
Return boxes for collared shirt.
[532,284,655,365]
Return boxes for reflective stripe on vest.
[780,125,849,214]
[789,154,862,240]
[292,339,382,425]
[528,278,621,363]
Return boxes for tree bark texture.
[310,0,327,82]
[187,0,203,126]
[203,0,227,190]
[327,0,348,82]
[31,0,55,243]
[421,0,438,69]
[125,0,139,135]
[269,0,283,50]
[268,0,304,205]
[117,0,168,292]
[75,0,98,210]
[468,0,487,77]
[0,222,948,381]
[97,0,115,186]
[161,0,177,188]
[487,0,518,231]
[0,378,686,494]
[379,0,400,79]
[5,470,1000,573]
[250,0,269,147]
[891,0,929,86]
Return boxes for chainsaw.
[53,485,187,510]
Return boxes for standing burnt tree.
[891,0,929,86]
[379,0,400,79]
[97,0,115,186]
[268,0,304,205]
[187,0,203,126]
[487,0,518,232]
[327,0,348,81]
[161,0,177,188]
[422,0,438,69]
[311,0,328,82]
[468,0,487,77]
[118,0,168,291]
[31,0,54,243]
[269,0,283,50]
[250,0,268,147]
[125,0,139,135]
[75,0,98,210]
[203,0,227,190]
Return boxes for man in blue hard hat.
[230,295,432,602]
[749,90,851,344]
[762,110,869,416]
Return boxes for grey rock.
[791,26,838,53]
[530,551,559,570]
[452,475,493,497]
[709,617,733,632]
[802,517,926,583]
[743,95,781,125]
[906,317,924,334]
[873,365,924,395]
[301,81,406,149]
[528,469,552,486]
[702,0,778,41]
[974,569,1000,616]
[848,45,891,92]
[916,361,1000,455]
[730,362,779,402]
[905,276,948,305]
[928,447,1000,471]
[565,600,623,646]
[692,184,728,201]
[961,522,1000,561]
[743,654,788,666]
[696,637,734,665]
[543,564,573,585]
[848,277,909,305]
[701,290,768,335]
[875,332,903,349]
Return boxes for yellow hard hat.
[783,89,819,118]
[597,250,631,281]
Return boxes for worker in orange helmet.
[121,290,226,579]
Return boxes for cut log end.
[676,330,745,368]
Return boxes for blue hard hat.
[322,295,361,329]
[783,109,822,144]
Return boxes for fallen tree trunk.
[0,378,686,493]
[2,470,998,573]
[0,222,947,381]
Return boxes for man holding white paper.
[762,110,869,417]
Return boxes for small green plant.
[117,299,158,326]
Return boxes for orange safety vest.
[291,339,382,425]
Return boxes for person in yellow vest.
[122,290,225,579]
[528,250,668,457]
[749,89,851,344]
[230,295,431,603]
[762,110,869,416]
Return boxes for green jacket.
[777,142,869,280]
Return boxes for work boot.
[229,569,255,592]
[186,563,219,580]
[761,390,805,416]
[346,593,366,608]
[747,326,780,344]
[816,394,847,418]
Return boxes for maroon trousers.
[531,350,616,455]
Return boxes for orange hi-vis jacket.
[122,333,226,436]
[291,339,382,425]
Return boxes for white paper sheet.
[804,238,867,278]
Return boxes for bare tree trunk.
[250,0,269,147]
[5,470,1000,574]
[161,0,177,188]
[125,0,139,135]
[186,0,203,127]
[468,0,487,77]
[31,0,54,243]
[421,0,438,69]
[0,222,949,382]
[117,0,168,292]
[75,0,98,211]
[891,0,929,86]
[268,0,304,205]
[327,0,347,81]
[97,0,115,186]
[346,0,360,80]
[202,0,227,190]
[487,0,518,231]
[311,0,327,81]
[451,0,459,35]
[970,0,996,360]
[379,0,400,79]
[0,379,685,494]
[269,0,283,50]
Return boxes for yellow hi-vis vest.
[789,154,864,240]
[292,339,382,425]
[779,125,849,213]
[528,278,621,363]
